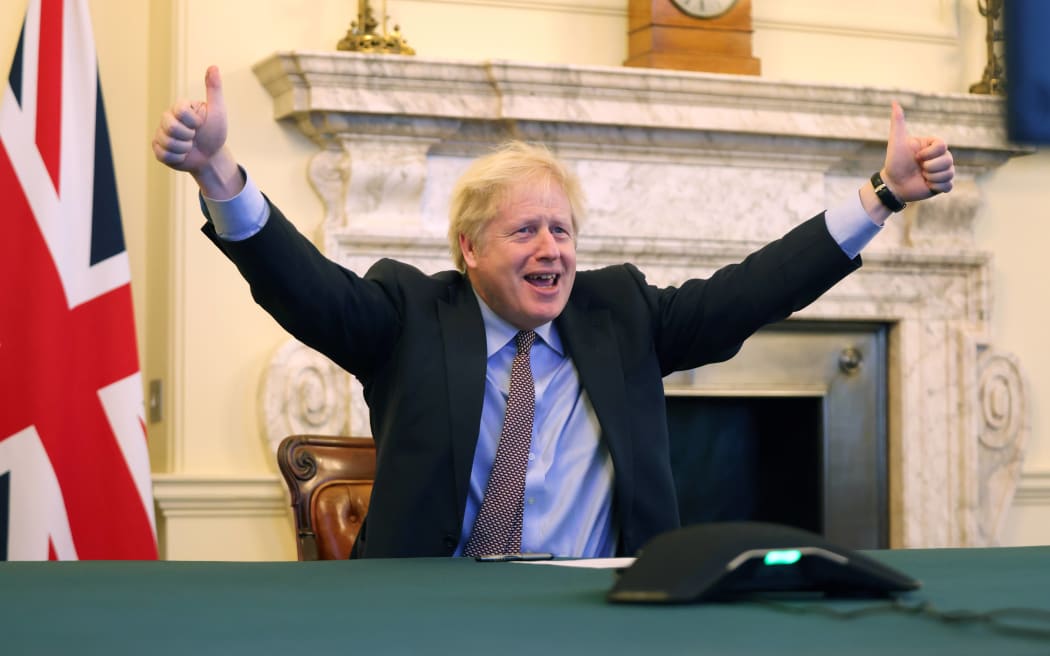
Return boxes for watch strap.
[870,171,906,212]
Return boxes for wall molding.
[753,19,957,46]
[410,0,623,17]
[1016,471,1050,505]
[149,468,1050,530]
[152,474,287,518]
[409,1,957,44]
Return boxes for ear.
[459,232,479,269]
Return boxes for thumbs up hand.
[152,66,240,199]
[880,101,955,203]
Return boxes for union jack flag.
[0,0,156,559]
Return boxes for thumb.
[887,100,908,151]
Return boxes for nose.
[534,226,560,260]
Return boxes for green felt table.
[1,546,1049,654]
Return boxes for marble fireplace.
[252,51,1030,548]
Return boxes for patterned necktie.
[464,330,537,557]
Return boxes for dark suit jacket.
[206,201,860,558]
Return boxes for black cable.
[758,597,1050,641]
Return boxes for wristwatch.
[870,171,906,213]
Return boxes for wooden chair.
[276,434,376,561]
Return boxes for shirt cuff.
[201,170,269,241]
[824,190,883,260]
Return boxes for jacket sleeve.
[202,197,401,378]
[646,213,860,374]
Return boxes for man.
[154,67,954,559]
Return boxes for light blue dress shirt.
[451,296,617,557]
[203,172,883,556]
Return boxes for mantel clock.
[625,0,760,75]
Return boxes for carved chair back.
[276,434,376,561]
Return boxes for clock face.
[670,0,739,18]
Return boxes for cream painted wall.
[2,0,1047,560]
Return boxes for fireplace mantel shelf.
[254,51,1022,161]
[252,51,1030,549]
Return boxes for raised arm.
[150,67,405,378]
[151,66,242,200]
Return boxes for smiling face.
[460,178,577,330]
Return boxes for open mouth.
[524,273,560,288]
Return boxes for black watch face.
[670,0,739,18]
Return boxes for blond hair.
[447,141,585,271]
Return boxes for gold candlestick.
[969,0,1006,95]
[337,0,416,55]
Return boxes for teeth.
[525,273,558,286]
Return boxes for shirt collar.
[473,289,564,358]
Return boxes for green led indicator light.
[764,550,802,566]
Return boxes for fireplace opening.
[662,320,889,550]
[667,395,824,536]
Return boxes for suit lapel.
[437,281,487,522]
[556,301,634,516]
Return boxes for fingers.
[921,152,953,175]
[154,100,200,149]
[151,137,186,167]
[916,136,948,159]
[152,120,192,164]
[153,126,193,156]
[917,138,954,173]
[152,102,198,167]
[166,98,203,129]
[162,106,198,139]
[922,156,954,193]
